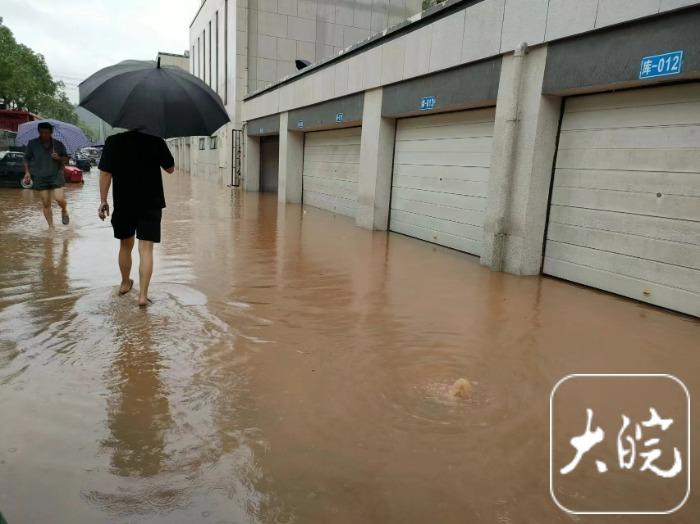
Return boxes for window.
[199,137,205,150]
[224,0,228,104]
[215,11,219,93]
[209,136,217,149]
[197,38,200,76]
[202,29,206,81]
[191,45,195,74]
[208,21,212,87]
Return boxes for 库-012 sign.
[419,96,436,111]
[639,50,683,79]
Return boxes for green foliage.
[77,119,98,141]
[0,17,55,112]
[0,17,91,139]
[35,83,77,122]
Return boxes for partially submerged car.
[70,153,92,172]
[63,165,84,184]
[0,150,31,188]
[81,147,102,166]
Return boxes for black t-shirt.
[98,131,174,210]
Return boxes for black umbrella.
[78,58,230,138]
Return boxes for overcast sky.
[3,0,197,103]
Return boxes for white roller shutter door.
[302,127,361,218]
[389,108,495,255]
[544,83,700,317]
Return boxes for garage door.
[544,83,700,317]
[389,108,495,255]
[302,127,361,218]
[260,136,279,193]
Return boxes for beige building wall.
[243,0,700,122]
[247,0,422,92]
[157,51,190,71]
[188,0,422,183]
[159,51,192,174]
[189,0,233,183]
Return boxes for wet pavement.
[0,171,698,523]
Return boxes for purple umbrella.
[16,119,91,155]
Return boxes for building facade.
[157,51,190,70]
[188,0,423,184]
[0,109,38,133]
[240,0,700,318]
[158,51,193,175]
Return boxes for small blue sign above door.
[420,96,436,111]
[297,120,304,129]
[639,50,683,80]
[336,112,344,123]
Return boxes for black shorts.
[111,208,162,243]
[33,175,65,191]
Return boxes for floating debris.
[449,378,473,400]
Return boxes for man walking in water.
[23,122,70,228]
[98,130,174,307]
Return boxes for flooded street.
[0,172,698,523]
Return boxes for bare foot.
[119,279,134,295]
[138,296,152,307]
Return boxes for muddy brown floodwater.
[0,172,698,524]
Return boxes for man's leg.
[53,187,69,224]
[119,236,135,293]
[39,190,53,228]
[137,240,154,306]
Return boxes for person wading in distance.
[97,130,175,307]
[23,122,70,228]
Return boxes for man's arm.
[53,142,69,165]
[97,138,114,217]
[98,171,112,220]
[54,150,69,165]
[23,146,32,183]
[159,138,175,174]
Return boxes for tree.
[36,84,77,122]
[0,17,55,112]
[0,17,95,141]
[77,120,98,142]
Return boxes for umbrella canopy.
[78,59,230,139]
[16,119,91,155]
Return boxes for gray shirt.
[24,138,68,182]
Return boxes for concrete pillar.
[278,112,304,204]
[356,88,396,230]
[481,44,562,275]
[219,125,228,186]
[244,133,260,192]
